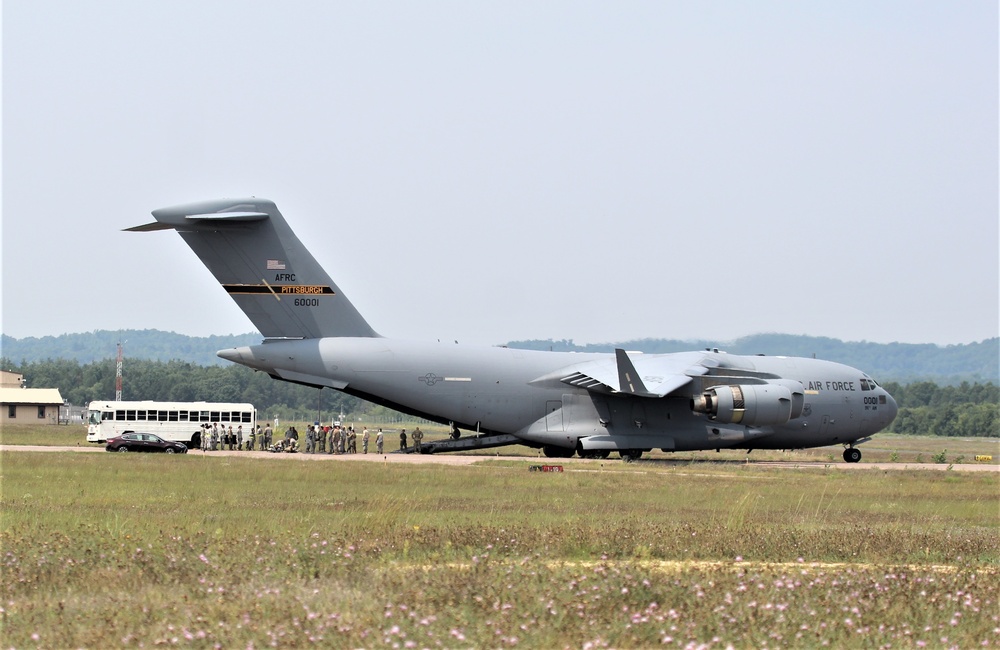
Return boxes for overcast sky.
[3,1,997,348]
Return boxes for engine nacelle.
[692,384,798,426]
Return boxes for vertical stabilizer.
[127,198,378,339]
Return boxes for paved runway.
[3,445,997,472]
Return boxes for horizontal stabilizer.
[124,221,175,232]
[182,211,269,222]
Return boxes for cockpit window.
[860,377,881,391]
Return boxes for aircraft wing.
[531,350,710,398]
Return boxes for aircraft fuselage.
[220,337,897,456]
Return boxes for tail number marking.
[294,298,320,307]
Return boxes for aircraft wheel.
[619,449,642,462]
[843,448,862,463]
[543,446,574,459]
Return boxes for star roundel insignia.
[418,373,443,386]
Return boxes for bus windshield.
[88,410,102,425]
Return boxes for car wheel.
[117,447,128,452]
[165,448,175,454]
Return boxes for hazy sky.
[3,1,997,348]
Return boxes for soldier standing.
[306,426,316,453]
[348,427,357,454]
[376,428,384,454]
[412,427,424,454]
[362,428,370,454]
[399,429,407,451]
[318,425,327,453]
[248,426,256,452]
[263,424,272,450]
[237,425,244,450]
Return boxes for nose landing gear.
[843,447,862,463]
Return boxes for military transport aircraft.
[129,198,897,462]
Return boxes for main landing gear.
[843,447,862,463]
[542,445,575,459]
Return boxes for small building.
[0,371,64,425]
[1,370,25,388]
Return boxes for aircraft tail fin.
[128,198,379,340]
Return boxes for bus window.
[103,411,113,421]
[242,412,252,423]
[172,411,182,422]
[210,412,221,422]
[136,410,147,420]
[158,410,168,422]
[116,410,126,420]
[199,411,209,422]
[126,410,136,420]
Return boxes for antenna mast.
[115,341,124,401]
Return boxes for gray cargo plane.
[130,198,897,462]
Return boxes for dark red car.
[105,432,188,454]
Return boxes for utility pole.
[115,341,124,401]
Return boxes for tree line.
[4,358,997,438]
[881,381,998,438]
[3,357,361,424]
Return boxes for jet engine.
[691,384,800,426]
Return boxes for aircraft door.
[545,400,563,432]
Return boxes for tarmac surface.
[2,445,997,472]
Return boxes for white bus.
[86,401,257,449]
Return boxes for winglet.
[615,349,655,397]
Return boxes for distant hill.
[1,330,996,385]
[1,330,261,366]
[504,335,999,385]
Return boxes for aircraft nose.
[883,391,898,427]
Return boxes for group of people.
[297,424,387,454]
[197,422,427,454]
[198,422,272,452]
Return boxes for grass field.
[2,437,998,647]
